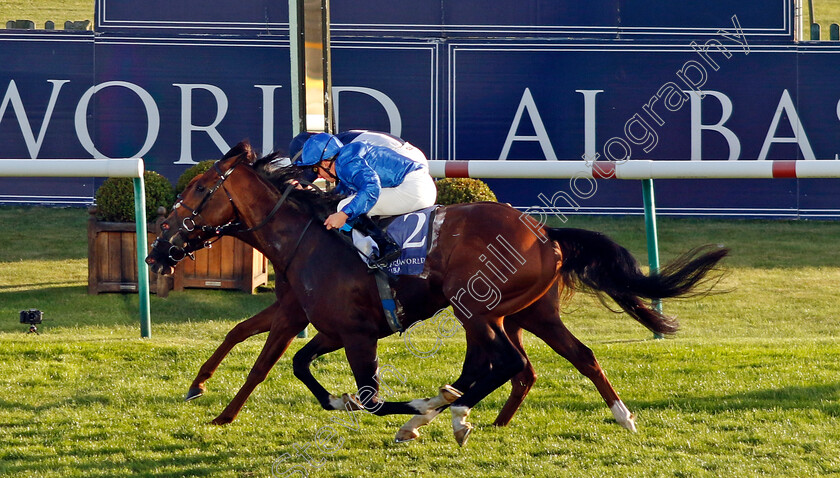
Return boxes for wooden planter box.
[87,209,170,295]
[87,208,268,296]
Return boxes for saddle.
[351,206,438,276]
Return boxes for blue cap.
[295,133,343,167]
[288,131,316,163]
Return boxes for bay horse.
[146,141,727,445]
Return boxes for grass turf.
[4,0,840,38]
[0,0,92,29]
[1,206,840,476]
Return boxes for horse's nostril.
[145,256,155,265]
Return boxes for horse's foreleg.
[394,385,461,442]
[396,321,533,442]
[291,332,348,410]
[341,331,431,418]
[395,340,489,442]
[186,304,276,401]
[493,323,536,426]
[211,314,307,425]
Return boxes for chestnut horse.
[146,141,727,445]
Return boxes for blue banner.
[1,3,837,217]
[0,34,95,204]
[96,0,288,34]
[332,41,438,158]
[0,34,438,206]
[450,41,840,217]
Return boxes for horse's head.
[145,141,257,275]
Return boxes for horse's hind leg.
[493,322,536,426]
[186,304,275,401]
[519,290,637,432]
[448,318,528,445]
[211,306,308,425]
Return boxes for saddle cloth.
[351,206,437,276]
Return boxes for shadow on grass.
[0,285,275,332]
[0,451,241,478]
[595,338,652,345]
[632,382,840,416]
[0,388,191,415]
[0,395,111,414]
[0,280,84,291]
[491,382,840,422]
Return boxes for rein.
[279,218,314,279]
[230,181,295,234]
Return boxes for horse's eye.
[196,185,206,193]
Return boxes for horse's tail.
[547,228,729,336]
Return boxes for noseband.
[154,159,294,264]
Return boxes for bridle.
[153,157,295,265]
[314,158,339,183]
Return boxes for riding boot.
[352,215,401,267]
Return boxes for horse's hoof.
[610,401,637,433]
[210,416,233,426]
[454,423,473,447]
[185,387,204,401]
[440,385,462,403]
[619,413,637,433]
[395,428,419,443]
[342,393,365,411]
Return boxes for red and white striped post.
[429,159,840,332]
[429,159,840,180]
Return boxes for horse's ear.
[244,141,258,164]
[221,140,252,161]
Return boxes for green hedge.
[175,160,216,194]
[94,171,175,222]
[435,178,497,206]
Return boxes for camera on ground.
[20,309,43,325]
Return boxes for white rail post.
[0,158,151,338]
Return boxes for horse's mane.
[251,151,342,220]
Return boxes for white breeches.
[397,143,429,167]
[338,169,437,218]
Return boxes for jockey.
[292,132,437,267]
[289,130,428,168]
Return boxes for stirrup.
[369,249,400,268]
